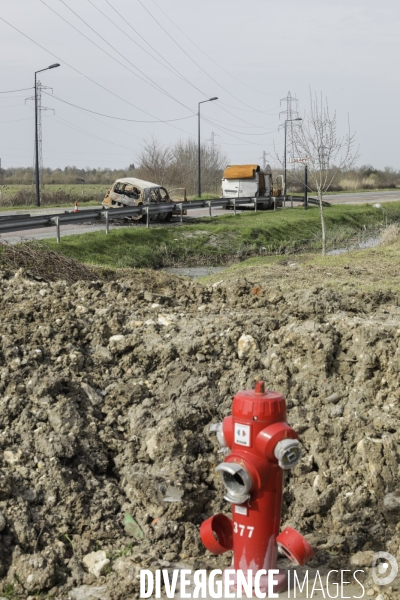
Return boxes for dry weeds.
[0,240,96,283]
[379,223,400,245]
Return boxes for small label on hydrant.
[235,505,248,516]
[234,422,251,447]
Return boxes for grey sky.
[0,0,398,170]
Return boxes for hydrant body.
[200,382,314,593]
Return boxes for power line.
[0,116,35,124]
[203,115,279,136]
[89,0,207,98]
[43,0,196,114]
[99,0,276,126]
[0,87,34,94]
[53,0,265,130]
[0,14,282,157]
[47,88,276,149]
[103,0,276,129]
[0,103,27,109]
[137,0,279,115]
[42,91,195,123]
[0,15,199,138]
[52,115,138,153]
[0,146,134,156]
[0,95,36,99]
[66,106,144,143]
[150,0,283,99]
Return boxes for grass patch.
[0,184,107,208]
[41,203,400,270]
[203,235,400,294]
[0,183,107,198]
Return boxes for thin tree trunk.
[319,193,326,255]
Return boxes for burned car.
[103,177,179,221]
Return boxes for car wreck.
[103,178,186,221]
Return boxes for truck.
[221,164,282,209]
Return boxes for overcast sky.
[0,0,398,171]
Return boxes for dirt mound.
[0,270,400,598]
[0,241,96,283]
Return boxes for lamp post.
[198,97,218,198]
[35,63,60,207]
[283,117,302,205]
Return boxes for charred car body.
[103,178,185,221]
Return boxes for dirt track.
[1,264,400,598]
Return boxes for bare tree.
[292,91,359,254]
[135,136,228,195]
[136,136,174,185]
[172,138,228,196]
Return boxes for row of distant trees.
[1,135,399,197]
[1,157,399,195]
[286,165,400,193]
[0,161,400,194]
[0,138,228,196]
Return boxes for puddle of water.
[164,266,226,278]
[328,236,380,255]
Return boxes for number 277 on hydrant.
[200,381,314,594]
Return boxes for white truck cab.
[221,164,272,198]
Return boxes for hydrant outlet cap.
[276,527,315,566]
[200,514,233,554]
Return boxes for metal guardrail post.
[55,217,60,244]
[233,198,236,215]
[146,206,149,228]
[105,210,109,234]
[254,199,257,213]
[274,197,276,211]
[208,201,212,217]
[291,195,293,209]
[180,203,183,223]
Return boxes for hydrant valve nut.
[274,439,301,469]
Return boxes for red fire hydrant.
[200,381,314,594]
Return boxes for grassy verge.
[0,184,107,209]
[42,202,400,270]
[0,183,107,198]
[203,233,400,294]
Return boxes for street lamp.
[35,63,60,207]
[283,117,302,204]
[198,96,218,198]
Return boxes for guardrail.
[0,194,325,242]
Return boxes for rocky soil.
[0,267,400,598]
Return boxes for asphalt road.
[323,189,400,204]
[1,190,399,243]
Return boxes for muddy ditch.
[0,269,400,598]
